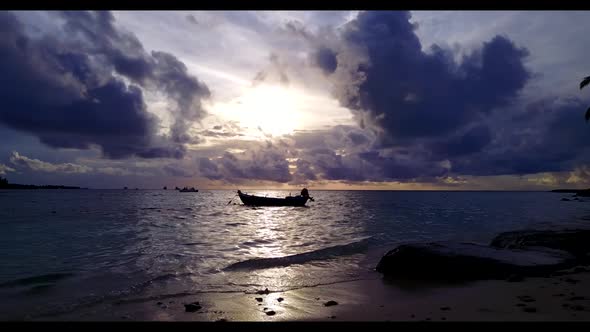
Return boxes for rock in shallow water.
[490,229,590,258]
[375,242,574,281]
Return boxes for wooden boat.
[237,189,314,207]
[178,187,198,192]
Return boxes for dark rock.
[255,297,263,302]
[490,229,590,258]
[51,211,57,214]
[523,307,537,313]
[277,297,284,302]
[184,302,202,312]
[553,293,565,297]
[376,242,574,281]
[216,319,227,322]
[441,317,446,320]
[256,288,270,295]
[411,314,415,318]
[330,315,336,319]
[440,306,451,311]
[265,310,276,316]
[157,302,163,305]
[562,303,570,307]
[562,198,571,201]
[324,300,338,307]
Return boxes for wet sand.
[41,265,590,321]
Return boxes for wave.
[223,236,372,271]
[0,272,74,288]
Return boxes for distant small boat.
[178,187,198,192]
[237,188,314,207]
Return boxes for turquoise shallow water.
[0,189,588,319]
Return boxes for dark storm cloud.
[321,11,530,147]
[430,124,493,158]
[313,47,338,75]
[0,11,209,159]
[450,97,590,177]
[198,145,293,183]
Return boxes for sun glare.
[218,85,301,138]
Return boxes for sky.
[1,10,590,190]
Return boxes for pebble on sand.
[184,302,202,312]
[440,306,451,311]
[255,297,263,302]
[277,297,284,302]
[517,295,535,303]
[266,310,276,316]
[568,296,586,301]
[324,300,338,307]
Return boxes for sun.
[218,85,302,138]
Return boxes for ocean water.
[0,189,589,319]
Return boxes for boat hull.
[238,193,309,207]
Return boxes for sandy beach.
[39,264,590,321]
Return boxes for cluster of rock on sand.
[376,228,590,282]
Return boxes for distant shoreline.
[0,184,85,190]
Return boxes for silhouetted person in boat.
[301,188,314,201]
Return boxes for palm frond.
[581,76,590,90]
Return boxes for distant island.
[0,176,84,190]
[551,188,590,197]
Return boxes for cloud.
[95,167,133,176]
[198,144,292,183]
[186,14,198,25]
[313,47,338,75]
[9,151,91,174]
[252,53,290,86]
[0,11,210,159]
[449,97,590,177]
[315,11,530,148]
[0,163,15,175]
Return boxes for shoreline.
[38,266,590,321]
